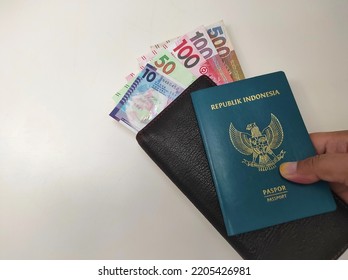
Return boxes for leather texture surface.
[136,75,348,260]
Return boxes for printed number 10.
[142,68,156,82]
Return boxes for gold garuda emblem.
[229,113,286,171]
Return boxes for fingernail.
[279,162,297,177]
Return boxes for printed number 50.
[154,55,176,75]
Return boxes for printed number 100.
[172,39,200,68]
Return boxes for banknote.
[167,34,231,85]
[137,49,158,69]
[137,50,196,86]
[125,72,136,82]
[206,20,245,80]
[138,49,196,87]
[112,75,136,104]
[187,26,233,84]
[151,49,196,86]
[110,20,245,132]
[150,37,179,51]
[110,64,185,132]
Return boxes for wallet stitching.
[137,75,216,138]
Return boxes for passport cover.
[136,75,348,259]
[191,71,336,235]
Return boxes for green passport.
[191,71,337,236]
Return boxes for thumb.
[279,153,348,185]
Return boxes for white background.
[0,0,347,259]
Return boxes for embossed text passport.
[191,71,337,236]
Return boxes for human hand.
[279,130,348,204]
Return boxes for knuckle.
[308,154,322,168]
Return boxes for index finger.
[310,130,348,154]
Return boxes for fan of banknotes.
[109,20,244,133]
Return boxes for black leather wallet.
[136,75,348,259]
